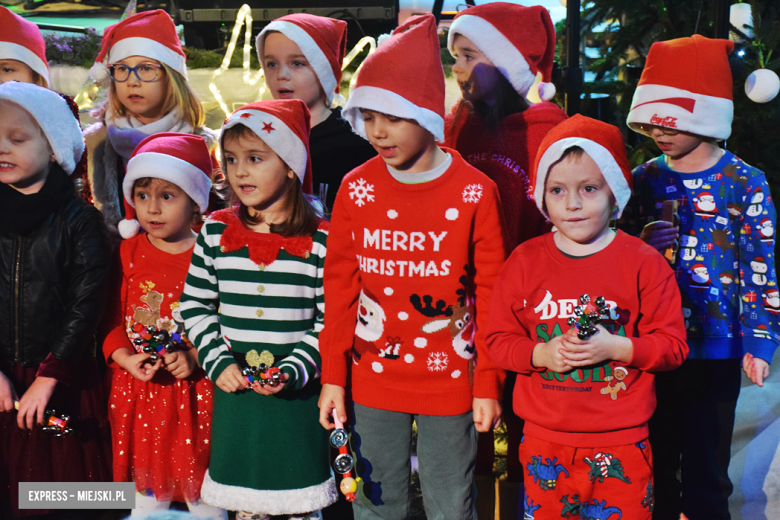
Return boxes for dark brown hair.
[221,124,321,237]
[132,177,203,227]
[451,71,529,132]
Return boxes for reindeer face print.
[356,289,385,342]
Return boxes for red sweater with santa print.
[486,231,688,447]
[320,149,507,416]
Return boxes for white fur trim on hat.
[343,85,445,142]
[222,109,308,184]
[108,37,187,78]
[257,20,337,105]
[124,152,212,212]
[0,81,84,175]
[628,84,733,140]
[448,14,535,97]
[0,41,49,87]
[200,470,337,515]
[535,137,631,218]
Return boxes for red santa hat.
[0,82,83,175]
[118,133,213,239]
[754,256,766,263]
[90,10,186,82]
[343,14,445,142]
[758,217,772,228]
[221,99,313,194]
[764,288,779,297]
[447,2,556,101]
[695,191,714,200]
[256,14,348,107]
[628,35,734,140]
[691,263,707,271]
[530,114,632,219]
[0,7,49,87]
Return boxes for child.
[318,15,506,519]
[85,9,217,241]
[622,35,779,520]
[101,133,225,519]
[486,114,688,520]
[0,81,112,517]
[445,2,567,249]
[1,6,91,200]
[257,13,376,211]
[180,99,335,520]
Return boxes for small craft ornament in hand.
[133,324,188,362]
[330,409,360,502]
[14,401,74,437]
[242,349,282,389]
[567,294,610,340]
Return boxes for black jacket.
[310,107,377,212]
[0,168,111,368]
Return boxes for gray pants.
[350,403,478,520]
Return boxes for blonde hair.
[94,62,204,128]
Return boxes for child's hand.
[113,348,162,382]
[215,363,246,393]
[559,325,633,367]
[0,371,18,413]
[17,376,57,430]
[318,383,346,430]
[163,349,198,379]
[532,336,570,373]
[743,352,771,387]
[472,398,502,432]
[639,221,679,251]
[251,373,290,396]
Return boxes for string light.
[343,36,377,93]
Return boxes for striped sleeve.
[276,228,327,391]
[180,223,237,382]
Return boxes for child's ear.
[287,168,295,180]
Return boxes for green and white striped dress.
[180,209,336,515]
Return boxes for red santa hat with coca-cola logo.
[343,14,445,142]
[628,35,733,140]
[90,10,187,82]
[221,99,313,194]
[447,2,557,101]
[530,114,633,219]
[256,14,348,107]
[0,7,49,87]
[119,133,213,239]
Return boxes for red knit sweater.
[486,231,688,447]
[320,149,507,415]
[444,101,567,249]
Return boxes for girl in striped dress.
[180,99,336,520]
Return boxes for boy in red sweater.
[486,115,688,519]
[318,14,506,519]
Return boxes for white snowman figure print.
[681,230,698,261]
[747,187,765,217]
[751,257,769,286]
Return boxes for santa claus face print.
[223,130,296,224]
[544,151,617,255]
[356,290,385,342]
[648,126,705,161]
[0,101,53,194]
[359,109,439,173]
[112,56,168,125]
[262,32,328,114]
[0,59,35,85]
[451,35,503,105]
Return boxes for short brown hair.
[132,177,203,227]
[221,124,321,237]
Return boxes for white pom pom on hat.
[745,68,780,103]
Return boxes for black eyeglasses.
[108,62,162,83]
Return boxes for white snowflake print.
[427,352,448,372]
[462,184,483,203]
[349,178,375,206]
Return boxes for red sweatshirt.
[320,149,507,415]
[486,231,688,447]
[444,101,567,249]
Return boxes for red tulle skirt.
[0,360,113,518]
[108,366,214,504]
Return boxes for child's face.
[263,32,327,111]
[112,56,168,124]
[133,178,197,243]
[451,35,502,104]
[223,131,295,213]
[0,102,53,194]
[0,59,35,84]
[544,151,616,247]
[643,124,705,160]
[360,109,434,172]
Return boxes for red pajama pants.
[520,435,654,520]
